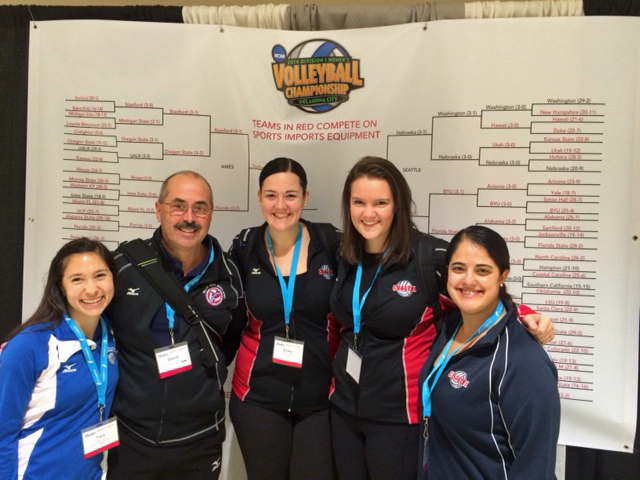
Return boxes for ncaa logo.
[448,370,470,389]
[204,285,225,306]
[318,264,334,280]
[392,280,417,297]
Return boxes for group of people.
[0,156,560,479]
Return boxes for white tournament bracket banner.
[25,17,640,470]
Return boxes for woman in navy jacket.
[418,226,560,479]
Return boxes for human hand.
[520,313,555,344]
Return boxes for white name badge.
[272,336,304,368]
[346,347,362,384]
[155,341,192,379]
[81,417,119,458]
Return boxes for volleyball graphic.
[271,39,364,114]
[204,285,224,306]
[289,39,348,60]
[392,280,417,298]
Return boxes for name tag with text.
[272,336,304,368]
[155,341,192,379]
[82,417,119,458]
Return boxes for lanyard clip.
[285,324,290,341]
[423,416,429,439]
[169,329,175,346]
[353,333,359,351]
[99,405,105,424]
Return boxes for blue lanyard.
[421,301,505,419]
[165,243,215,344]
[63,312,109,422]
[267,223,302,337]
[351,250,387,344]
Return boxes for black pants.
[230,392,334,480]
[107,422,224,480]
[331,406,419,480]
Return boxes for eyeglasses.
[162,201,212,217]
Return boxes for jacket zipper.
[156,380,168,445]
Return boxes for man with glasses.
[107,171,242,479]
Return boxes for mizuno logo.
[62,363,77,373]
[251,268,261,275]
[127,288,140,296]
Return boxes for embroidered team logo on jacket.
[204,285,225,306]
[392,280,417,297]
[318,265,334,280]
[448,370,470,388]
[108,346,117,365]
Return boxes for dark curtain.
[0,6,183,343]
[583,0,640,16]
[0,5,638,480]
[0,9,29,342]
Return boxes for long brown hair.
[341,156,416,266]
[5,238,117,342]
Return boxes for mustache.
[175,220,201,230]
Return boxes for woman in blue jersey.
[0,238,119,480]
[227,158,340,480]
[418,226,560,479]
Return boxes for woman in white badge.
[226,158,340,479]
[329,156,554,480]
[0,238,119,480]
[418,225,560,479]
